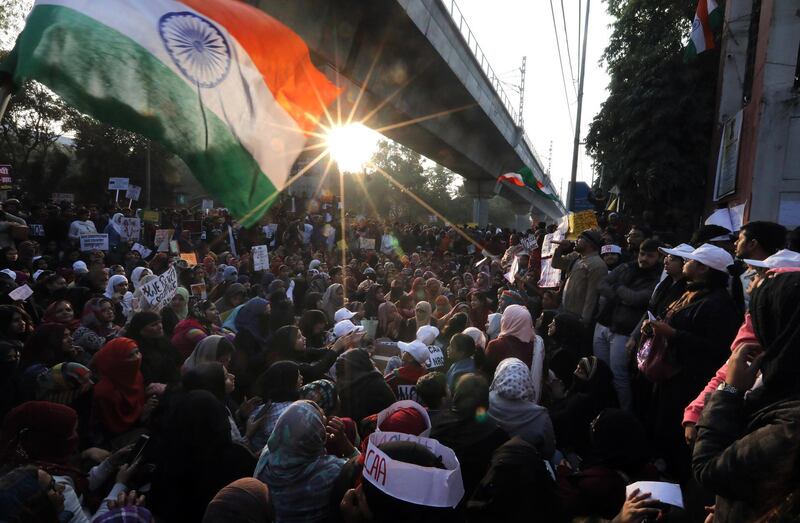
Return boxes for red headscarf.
[43,300,81,331]
[92,338,145,435]
[0,401,83,490]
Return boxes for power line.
[560,0,577,91]
[548,0,575,133]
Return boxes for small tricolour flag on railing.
[686,0,723,57]
[1,0,340,226]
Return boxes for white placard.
[131,243,152,258]
[125,185,141,201]
[51,193,74,203]
[8,284,34,302]
[359,237,376,250]
[108,177,130,191]
[80,234,109,252]
[154,229,173,252]
[139,266,178,311]
[119,218,141,241]
[626,482,684,509]
[538,258,561,288]
[425,345,445,370]
[30,224,45,237]
[252,245,270,272]
[201,199,214,210]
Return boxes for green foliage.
[586,0,720,219]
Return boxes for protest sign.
[252,245,270,272]
[139,266,178,311]
[8,284,33,302]
[538,258,561,288]
[566,210,599,240]
[359,237,376,250]
[51,193,74,203]
[540,232,564,258]
[180,253,198,266]
[504,255,520,284]
[190,283,207,299]
[108,177,129,191]
[125,185,141,201]
[29,224,45,237]
[169,240,179,254]
[80,234,109,252]
[153,229,173,252]
[201,199,214,210]
[521,235,538,252]
[425,345,445,370]
[0,165,12,190]
[131,243,152,258]
[119,218,141,241]
[142,210,160,223]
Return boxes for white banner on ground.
[252,245,270,272]
[139,266,178,311]
[80,234,109,252]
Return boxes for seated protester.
[182,362,249,445]
[203,478,272,523]
[415,372,448,419]
[247,361,303,452]
[430,374,509,505]
[182,334,235,374]
[19,362,92,412]
[485,312,502,341]
[255,400,355,523]
[340,437,463,522]
[461,326,487,353]
[335,349,396,425]
[433,311,469,351]
[172,300,228,360]
[445,333,476,392]
[41,300,80,331]
[300,379,359,457]
[72,298,119,356]
[299,309,329,348]
[550,356,618,458]
[488,358,555,460]
[91,338,154,441]
[270,325,341,383]
[160,287,189,338]
[0,401,144,523]
[104,275,131,326]
[20,323,82,370]
[214,283,248,323]
[693,271,800,523]
[0,466,68,523]
[230,298,271,400]
[468,291,491,333]
[557,408,657,520]
[484,304,541,379]
[375,301,401,341]
[149,390,256,523]
[126,312,181,386]
[0,306,27,418]
[468,437,566,522]
[385,340,429,402]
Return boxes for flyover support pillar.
[511,202,533,232]
[464,180,497,228]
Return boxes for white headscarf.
[109,213,125,235]
[104,274,128,299]
[130,267,153,290]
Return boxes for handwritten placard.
[566,210,599,240]
[139,266,178,311]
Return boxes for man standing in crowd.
[593,238,662,410]
[733,221,787,309]
[551,229,608,327]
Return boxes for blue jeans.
[593,323,632,410]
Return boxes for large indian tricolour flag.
[1,0,340,225]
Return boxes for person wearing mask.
[488,358,555,460]
[551,229,608,326]
[592,239,663,410]
[642,243,741,481]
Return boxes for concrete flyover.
[249,0,566,226]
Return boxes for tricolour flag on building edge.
[500,167,560,202]
[1,0,340,226]
[686,0,723,57]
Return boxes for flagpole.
[0,74,13,123]
[568,0,591,212]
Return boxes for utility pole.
[568,0,590,212]
[145,141,152,209]
[517,56,527,128]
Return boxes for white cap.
[72,260,89,274]
[333,319,363,339]
[334,307,356,323]
[659,243,695,258]
[397,340,431,365]
[32,270,45,282]
[743,249,800,269]
[680,243,734,273]
[309,259,321,270]
[0,269,16,281]
[415,325,440,345]
[600,244,622,255]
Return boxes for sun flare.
[325,123,379,173]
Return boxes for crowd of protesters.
[1,190,800,523]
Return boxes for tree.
[585,0,720,222]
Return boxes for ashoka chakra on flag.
[159,11,232,88]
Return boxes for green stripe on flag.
[2,5,278,226]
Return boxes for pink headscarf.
[499,304,535,343]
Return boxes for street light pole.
[568,0,591,212]
[145,141,152,209]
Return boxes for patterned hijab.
[299,379,337,414]
[491,358,534,402]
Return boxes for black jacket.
[596,262,661,335]
[693,391,800,523]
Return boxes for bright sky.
[454,0,613,199]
